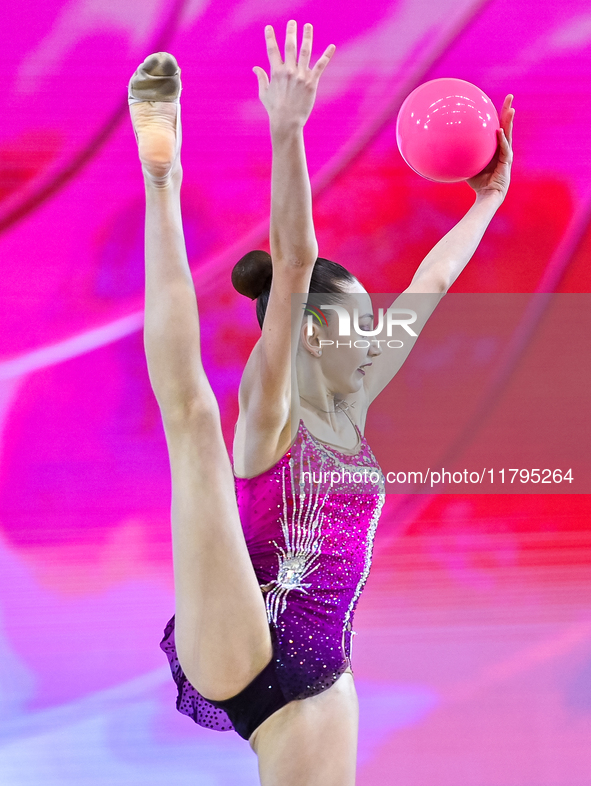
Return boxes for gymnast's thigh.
[250,671,359,786]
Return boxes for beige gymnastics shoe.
[128,52,182,185]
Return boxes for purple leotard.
[160,417,385,732]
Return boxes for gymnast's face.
[301,280,382,396]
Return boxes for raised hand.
[467,94,515,202]
[253,20,335,130]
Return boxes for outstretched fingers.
[298,22,313,70]
[494,95,514,166]
[284,19,298,69]
[253,21,335,121]
[311,43,336,81]
[264,24,283,73]
[298,21,335,81]
[501,94,515,148]
[496,128,512,166]
[252,65,269,96]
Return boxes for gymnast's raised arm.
[233,21,335,473]
[362,94,515,406]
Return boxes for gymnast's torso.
[161,415,385,731]
[238,416,385,695]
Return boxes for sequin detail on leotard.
[160,418,385,732]
[263,446,330,624]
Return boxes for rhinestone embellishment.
[264,446,329,625]
[277,556,308,587]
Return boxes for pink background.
[1,1,590,783]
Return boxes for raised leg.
[130,54,272,701]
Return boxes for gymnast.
[127,20,514,785]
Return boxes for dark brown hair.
[231,251,356,329]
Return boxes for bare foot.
[128,53,182,186]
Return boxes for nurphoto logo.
[304,305,418,349]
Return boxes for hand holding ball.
[396,78,500,183]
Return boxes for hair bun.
[231,250,273,300]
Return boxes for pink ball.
[396,78,500,183]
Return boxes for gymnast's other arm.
[233,21,335,475]
[362,94,515,405]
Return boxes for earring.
[318,350,322,356]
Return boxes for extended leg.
[130,54,272,701]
